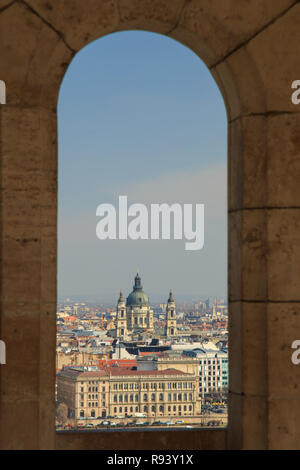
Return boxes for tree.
[56,402,68,424]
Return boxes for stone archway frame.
[0,0,300,450]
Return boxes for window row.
[113,392,193,403]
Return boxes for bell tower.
[165,289,177,337]
[116,290,127,339]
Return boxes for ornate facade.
[57,367,201,424]
[116,273,177,339]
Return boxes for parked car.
[175,420,184,425]
[166,421,173,426]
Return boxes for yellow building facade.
[57,366,201,425]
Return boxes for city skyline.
[58,30,227,301]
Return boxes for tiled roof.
[107,368,190,377]
[57,367,191,379]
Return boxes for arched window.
[57,29,227,434]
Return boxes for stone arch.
[0,0,299,451]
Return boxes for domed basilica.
[115,272,177,339]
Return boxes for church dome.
[126,272,149,307]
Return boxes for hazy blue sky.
[57,31,227,304]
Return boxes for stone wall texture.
[0,0,299,449]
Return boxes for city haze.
[58,31,227,302]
